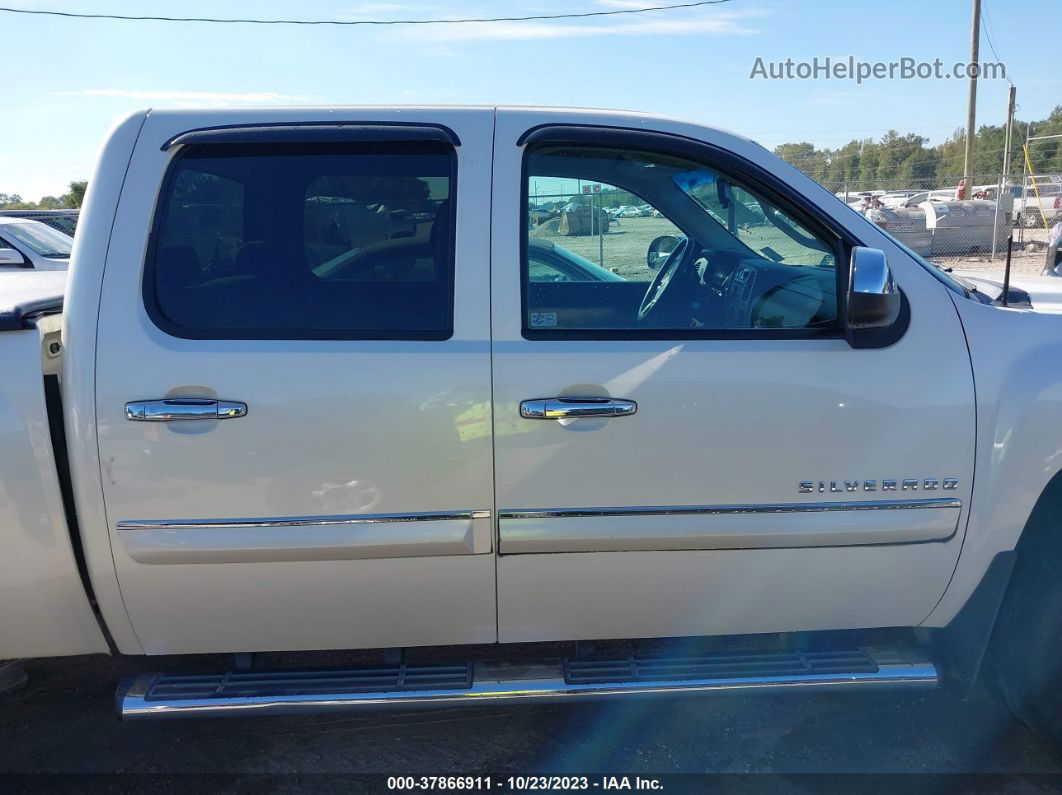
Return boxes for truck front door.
[490,110,975,643]
[94,110,497,654]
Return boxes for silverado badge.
[799,478,959,494]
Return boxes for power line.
[979,1,1014,85]
[0,1,734,26]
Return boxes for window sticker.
[529,311,558,328]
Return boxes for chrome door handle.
[519,397,637,420]
[125,399,247,422]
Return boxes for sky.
[4,0,1059,202]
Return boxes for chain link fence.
[529,190,683,282]
[528,176,1062,280]
[834,173,1062,276]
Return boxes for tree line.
[8,108,1062,212]
[774,105,1062,193]
[0,181,88,211]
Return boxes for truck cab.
[5,107,1062,732]
[71,107,968,655]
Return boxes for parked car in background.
[970,183,1020,200]
[0,216,73,270]
[840,191,890,209]
[0,209,79,236]
[528,238,625,282]
[867,199,1011,256]
[613,205,652,218]
[1015,182,1062,228]
[863,205,932,255]
[879,191,922,208]
[900,189,956,208]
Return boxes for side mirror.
[846,247,901,345]
[0,247,28,267]
[647,235,681,270]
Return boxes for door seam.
[488,107,501,643]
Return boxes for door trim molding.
[498,499,961,554]
[118,509,492,531]
[499,499,960,520]
[116,510,493,564]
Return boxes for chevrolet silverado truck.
[4,107,1062,737]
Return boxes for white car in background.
[841,190,890,209]
[899,189,959,207]
[879,190,922,208]
[0,216,73,271]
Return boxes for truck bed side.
[0,301,108,658]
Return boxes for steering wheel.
[638,236,689,324]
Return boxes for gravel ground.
[934,246,1053,277]
[1,654,1061,791]
[934,226,1054,275]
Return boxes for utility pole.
[961,0,981,200]
[1002,85,1017,181]
[1019,123,1031,244]
[993,84,1017,257]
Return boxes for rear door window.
[147,141,455,339]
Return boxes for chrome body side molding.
[498,499,962,554]
[116,510,493,564]
[118,510,492,530]
[500,499,960,519]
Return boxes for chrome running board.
[117,645,938,720]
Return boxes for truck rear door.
[94,109,496,654]
[489,109,975,644]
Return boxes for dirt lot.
[532,216,679,280]
[1,654,1061,791]
[938,253,1049,276]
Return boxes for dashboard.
[688,250,837,330]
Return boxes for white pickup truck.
[4,107,1062,738]
[1016,181,1061,229]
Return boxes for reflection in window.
[524,145,839,335]
[150,142,455,339]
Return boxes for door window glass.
[148,141,455,340]
[524,145,839,335]
[529,178,682,282]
